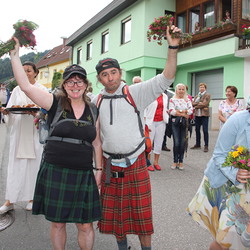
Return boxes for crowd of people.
[0,23,249,250]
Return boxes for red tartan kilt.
[98,152,154,239]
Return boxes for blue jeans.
[194,116,209,146]
[171,118,186,163]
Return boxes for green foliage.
[52,72,62,90]
[8,79,18,92]
[21,52,36,63]
[0,57,12,81]
[0,50,49,83]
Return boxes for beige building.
[36,39,72,89]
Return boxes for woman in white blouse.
[0,62,47,214]
[169,83,193,170]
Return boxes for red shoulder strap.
[96,93,103,109]
[122,85,137,110]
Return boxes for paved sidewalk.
[0,122,217,250]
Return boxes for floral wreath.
[147,14,192,45]
[0,20,38,58]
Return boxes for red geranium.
[147,14,192,45]
[242,24,250,35]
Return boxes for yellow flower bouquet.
[222,145,250,190]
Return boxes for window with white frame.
[242,0,250,20]
[177,12,186,32]
[77,47,82,64]
[101,30,109,53]
[86,41,92,61]
[121,17,131,44]
[189,6,200,33]
[204,1,215,27]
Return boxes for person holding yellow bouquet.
[187,96,250,250]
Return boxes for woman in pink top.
[218,86,244,128]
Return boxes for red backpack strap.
[122,85,144,137]
[96,93,103,109]
[122,85,137,110]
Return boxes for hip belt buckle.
[112,172,124,178]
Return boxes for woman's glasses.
[65,80,85,87]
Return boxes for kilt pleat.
[32,161,101,223]
[98,152,154,239]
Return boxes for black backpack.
[39,99,98,145]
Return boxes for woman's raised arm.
[10,37,53,111]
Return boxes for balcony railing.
[238,34,250,49]
[181,23,237,48]
[179,22,250,51]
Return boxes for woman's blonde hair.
[173,83,188,100]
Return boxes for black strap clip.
[112,172,125,178]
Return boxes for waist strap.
[46,136,93,147]
[112,172,124,178]
[104,138,145,184]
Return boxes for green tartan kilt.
[32,161,101,223]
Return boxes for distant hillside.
[0,50,50,82]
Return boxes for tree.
[7,79,17,92]
[52,72,62,90]
[0,50,49,82]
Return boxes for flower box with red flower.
[242,24,250,37]
[191,22,236,45]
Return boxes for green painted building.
[66,0,250,130]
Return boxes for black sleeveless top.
[44,96,97,170]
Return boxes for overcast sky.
[1,0,113,56]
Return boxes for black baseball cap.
[63,64,87,80]
[95,58,120,74]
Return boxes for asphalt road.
[0,123,217,250]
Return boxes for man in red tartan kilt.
[92,25,181,250]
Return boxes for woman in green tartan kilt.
[10,38,102,250]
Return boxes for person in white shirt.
[0,61,47,213]
[0,83,10,123]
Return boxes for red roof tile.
[36,44,72,68]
